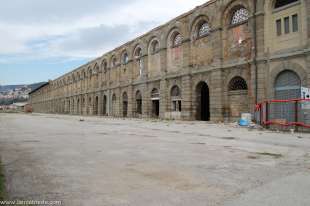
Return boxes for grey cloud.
[51,21,158,57]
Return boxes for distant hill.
[0,82,46,92]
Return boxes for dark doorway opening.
[136,91,142,116]
[196,82,210,121]
[152,100,160,118]
[103,95,107,115]
[122,92,128,117]
[94,96,99,115]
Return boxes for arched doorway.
[171,85,182,112]
[196,82,210,121]
[103,95,107,115]
[68,100,71,114]
[274,70,301,122]
[77,98,80,115]
[112,94,117,116]
[151,88,160,118]
[122,92,128,117]
[275,70,301,100]
[87,97,92,115]
[228,76,249,120]
[136,90,142,116]
[82,98,85,115]
[94,96,99,115]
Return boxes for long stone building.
[30,0,310,121]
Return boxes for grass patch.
[0,160,6,200]
[256,152,283,159]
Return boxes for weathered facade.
[30,0,310,121]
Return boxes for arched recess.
[112,94,117,116]
[148,37,161,77]
[103,95,107,115]
[94,96,99,115]
[101,60,108,87]
[135,90,142,116]
[190,15,211,40]
[222,1,252,61]
[93,63,99,89]
[272,70,302,122]
[274,70,301,100]
[122,92,128,117]
[82,97,86,115]
[270,62,307,99]
[227,76,249,120]
[190,15,213,67]
[87,96,92,115]
[151,88,160,118]
[166,28,183,73]
[77,98,80,115]
[121,50,129,65]
[196,81,210,121]
[170,85,182,112]
[133,46,143,78]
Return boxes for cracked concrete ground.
[0,113,310,206]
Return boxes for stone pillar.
[142,84,149,118]
[159,78,167,119]
[128,85,133,117]
[98,91,103,116]
[210,70,224,122]
[181,74,192,120]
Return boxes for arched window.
[77,73,80,81]
[111,57,117,67]
[150,40,159,54]
[274,0,298,9]
[275,70,301,100]
[122,92,128,117]
[134,47,142,59]
[151,88,160,99]
[228,77,248,91]
[134,47,143,76]
[198,21,211,37]
[171,85,182,112]
[102,61,108,73]
[171,85,181,97]
[173,33,182,47]
[231,7,249,25]
[122,52,129,64]
[111,94,117,116]
[94,64,99,74]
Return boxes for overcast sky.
[0,0,208,85]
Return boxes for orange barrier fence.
[255,99,310,128]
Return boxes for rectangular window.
[172,101,182,112]
[276,19,282,36]
[292,14,298,32]
[284,16,290,34]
